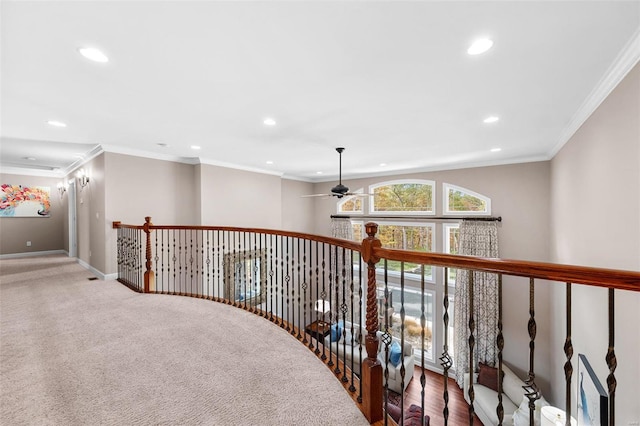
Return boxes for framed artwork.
[578,354,608,425]
[0,184,51,217]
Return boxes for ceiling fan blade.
[344,192,374,197]
[301,193,334,198]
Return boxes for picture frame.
[577,354,608,425]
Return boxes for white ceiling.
[1,1,639,181]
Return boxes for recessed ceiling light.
[266,160,274,165]
[380,163,387,167]
[483,116,500,124]
[263,118,276,126]
[468,38,493,55]
[316,171,323,175]
[47,120,67,127]
[24,157,37,161]
[78,47,109,63]
[190,145,201,150]
[490,148,502,152]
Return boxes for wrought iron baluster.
[285,237,291,331]
[242,231,247,310]
[222,230,227,303]
[154,230,159,293]
[497,274,504,425]
[320,243,327,361]
[253,233,259,314]
[382,259,391,425]
[357,252,363,403]
[606,288,616,426]
[441,266,451,425]
[421,264,427,425]
[302,239,308,345]
[258,233,263,316]
[564,282,573,426]
[312,240,320,353]
[280,235,285,328]
[296,238,302,339]
[468,270,476,424]
[524,277,541,420]
[348,249,356,392]
[160,229,166,293]
[172,229,176,295]
[328,245,334,368]
[216,230,221,301]
[338,246,347,378]
[288,237,295,336]
[268,234,274,322]
[399,261,406,421]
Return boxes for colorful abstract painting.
[0,184,51,217]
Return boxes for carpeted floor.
[0,255,369,426]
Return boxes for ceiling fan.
[302,147,370,199]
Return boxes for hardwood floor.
[376,366,483,426]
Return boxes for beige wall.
[75,154,107,273]
[0,174,65,255]
[103,152,199,274]
[550,64,640,422]
[311,161,554,394]
[198,164,282,229]
[281,178,316,233]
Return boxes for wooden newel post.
[360,222,383,423]
[143,216,155,293]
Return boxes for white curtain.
[454,220,500,387]
[331,217,353,240]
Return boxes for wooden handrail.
[374,248,640,292]
[112,220,640,292]
[112,221,362,251]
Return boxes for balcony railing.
[113,218,640,425]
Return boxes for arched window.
[443,183,491,215]
[369,179,435,214]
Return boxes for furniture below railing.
[113,218,640,426]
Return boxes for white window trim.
[443,222,459,286]
[442,183,491,215]
[369,179,436,215]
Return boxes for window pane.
[373,183,433,212]
[338,196,362,213]
[377,224,433,279]
[378,224,433,251]
[352,222,363,242]
[445,184,489,213]
[379,285,434,360]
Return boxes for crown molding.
[549,27,640,158]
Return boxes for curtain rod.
[330,214,502,222]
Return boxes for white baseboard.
[77,258,116,281]
[0,249,67,260]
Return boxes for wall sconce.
[57,181,67,197]
[76,169,90,188]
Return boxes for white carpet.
[0,255,368,426]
